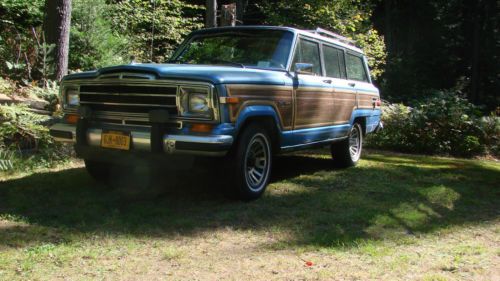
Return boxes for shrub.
[22,80,60,112]
[0,0,51,81]
[0,77,16,95]
[0,104,68,172]
[366,90,500,157]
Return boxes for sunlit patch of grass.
[161,246,183,261]
[0,151,498,280]
[419,185,461,209]
[422,274,449,281]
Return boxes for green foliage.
[256,0,386,80]
[108,0,204,63]
[367,90,500,157]
[23,80,60,112]
[0,0,44,28]
[0,149,14,171]
[70,0,129,70]
[0,104,67,171]
[0,77,16,95]
[0,104,51,150]
[0,0,47,80]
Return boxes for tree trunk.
[384,0,393,54]
[470,0,482,103]
[206,0,217,28]
[236,0,248,25]
[44,0,72,81]
[221,3,236,27]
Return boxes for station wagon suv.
[50,26,382,200]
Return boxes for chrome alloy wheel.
[243,133,271,192]
[348,125,362,162]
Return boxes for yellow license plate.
[101,130,131,150]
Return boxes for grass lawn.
[0,150,498,280]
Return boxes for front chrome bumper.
[49,123,233,156]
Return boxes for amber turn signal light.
[191,123,213,133]
[225,97,240,104]
[65,114,79,124]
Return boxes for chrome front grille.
[62,77,217,125]
[79,85,178,116]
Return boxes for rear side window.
[346,53,369,82]
[292,38,322,76]
[323,45,345,78]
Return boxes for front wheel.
[84,159,111,183]
[84,159,133,186]
[226,124,272,201]
[331,123,363,167]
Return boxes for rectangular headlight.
[179,87,212,118]
[65,87,79,107]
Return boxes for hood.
[63,64,288,85]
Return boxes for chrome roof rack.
[308,27,356,46]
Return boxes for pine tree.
[43,0,72,81]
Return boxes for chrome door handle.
[348,82,356,87]
[323,79,333,84]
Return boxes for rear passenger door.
[322,44,357,125]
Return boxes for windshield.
[170,30,294,70]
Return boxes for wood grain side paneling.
[226,85,293,130]
[357,93,380,110]
[332,91,356,124]
[294,89,335,128]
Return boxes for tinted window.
[323,45,344,78]
[292,38,322,76]
[346,54,368,82]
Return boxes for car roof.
[191,25,364,54]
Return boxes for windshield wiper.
[167,58,245,68]
[211,59,246,68]
[168,58,187,64]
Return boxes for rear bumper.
[49,122,233,157]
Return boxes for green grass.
[0,150,498,280]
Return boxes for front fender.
[234,105,282,133]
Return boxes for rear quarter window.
[346,53,369,82]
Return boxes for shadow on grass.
[0,151,498,249]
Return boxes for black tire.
[225,124,273,201]
[331,123,363,168]
[84,159,111,182]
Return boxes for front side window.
[292,38,322,76]
[346,53,369,82]
[170,30,294,70]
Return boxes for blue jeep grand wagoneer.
[50,26,382,200]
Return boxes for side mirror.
[294,63,314,75]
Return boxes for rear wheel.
[226,124,272,201]
[331,123,363,167]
